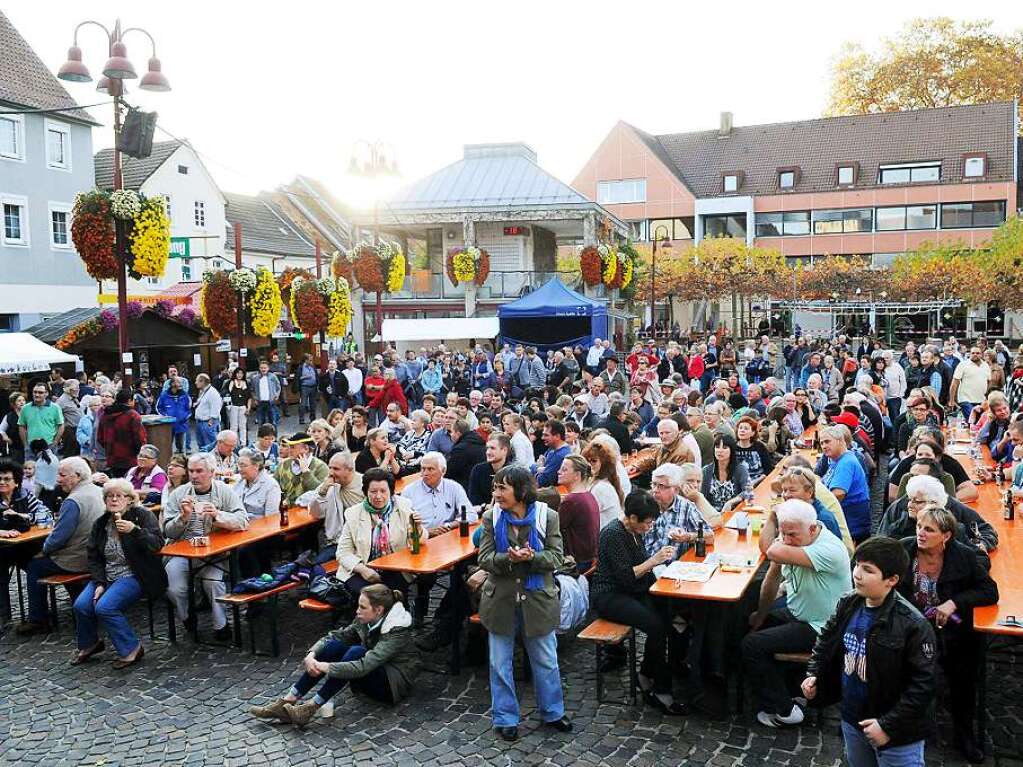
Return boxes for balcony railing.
[376,270,569,301]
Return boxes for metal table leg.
[447,564,466,675]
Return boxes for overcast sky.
[9,1,1022,206]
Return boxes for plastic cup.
[751,516,763,536]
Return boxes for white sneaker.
[756,711,781,728]
[317,700,334,718]
[776,704,805,725]
[756,705,804,728]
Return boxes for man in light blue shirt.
[161,365,190,394]
[531,420,571,488]
[400,452,473,531]
[426,410,455,456]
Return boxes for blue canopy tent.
[498,278,608,352]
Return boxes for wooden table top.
[949,446,1023,637]
[369,523,479,574]
[395,472,420,495]
[0,525,51,546]
[159,507,318,558]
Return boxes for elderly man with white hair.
[211,430,240,475]
[17,457,105,635]
[882,349,907,422]
[877,474,997,551]
[742,498,850,728]
[163,452,249,639]
[631,418,696,478]
[400,451,473,533]
[641,463,713,558]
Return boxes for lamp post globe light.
[57,19,170,386]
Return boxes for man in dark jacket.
[599,402,633,458]
[445,419,486,488]
[319,359,349,413]
[97,389,147,478]
[803,537,935,767]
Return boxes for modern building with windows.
[573,101,1020,334]
[0,10,99,331]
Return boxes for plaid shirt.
[96,405,147,470]
[642,494,711,557]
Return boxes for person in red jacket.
[97,388,147,478]
[368,369,408,418]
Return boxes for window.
[875,205,936,231]
[177,164,189,175]
[164,195,171,220]
[0,115,24,160]
[777,170,797,189]
[145,276,159,285]
[837,165,855,185]
[648,218,693,241]
[963,155,986,178]
[45,120,71,171]
[2,196,29,246]
[627,220,647,241]
[181,259,192,281]
[596,179,646,204]
[49,204,71,248]
[871,253,904,268]
[878,162,940,184]
[703,214,746,239]
[722,174,739,193]
[194,201,206,227]
[940,201,1006,229]
[755,211,809,237]
[812,208,872,234]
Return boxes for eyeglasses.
[105,492,132,500]
[907,496,928,506]
[651,481,674,490]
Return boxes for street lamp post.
[58,19,170,387]
[349,141,398,351]
[650,225,671,334]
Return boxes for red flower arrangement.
[200,270,239,338]
[277,266,315,306]
[290,279,328,336]
[71,192,118,280]
[331,250,353,284]
[580,246,603,286]
[351,244,384,293]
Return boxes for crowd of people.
[1,328,1016,765]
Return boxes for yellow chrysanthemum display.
[249,267,283,336]
[602,251,617,285]
[620,254,633,289]
[326,277,353,337]
[452,251,475,283]
[386,249,405,293]
[130,196,170,277]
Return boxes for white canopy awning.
[380,317,500,343]
[0,333,79,375]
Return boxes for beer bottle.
[279,497,290,527]
[408,517,421,554]
[995,462,1005,486]
[1004,489,1015,521]
[459,505,470,538]
[694,526,706,558]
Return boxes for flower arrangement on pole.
[289,277,329,336]
[325,277,353,337]
[129,196,170,277]
[249,266,283,337]
[277,266,315,306]
[71,191,118,280]
[331,249,354,284]
[349,241,406,294]
[200,270,239,338]
[580,242,632,289]
[71,189,171,280]
[446,246,491,287]
[228,267,257,294]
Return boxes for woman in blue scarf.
[477,466,572,742]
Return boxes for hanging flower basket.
[71,191,118,280]
[277,266,315,306]
[580,243,633,290]
[580,246,603,286]
[200,270,239,338]
[289,277,329,336]
[326,277,353,337]
[228,267,257,294]
[445,246,491,287]
[349,242,405,294]
[249,266,283,337]
[129,196,170,277]
[110,189,142,220]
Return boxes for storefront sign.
[98,294,191,306]
[170,237,190,258]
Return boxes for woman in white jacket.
[336,467,428,600]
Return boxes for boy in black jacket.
[802,537,935,767]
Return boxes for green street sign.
[169,237,190,258]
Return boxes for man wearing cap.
[566,397,598,431]
[598,357,629,398]
[274,432,329,505]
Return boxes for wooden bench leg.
[48,585,59,632]
[627,629,638,706]
[232,604,243,649]
[595,643,605,704]
[269,596,280,657]
[247,608,258,655]
[147,598,155,641]
[166,599,177,644]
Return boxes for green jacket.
[478,502,563,637]
[311,601,417,703]
[274,456,328,505]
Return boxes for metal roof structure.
[385,143,598,212]
[25,308,103,344]
[0,11,99,126]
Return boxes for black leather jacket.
[807,589,936,747]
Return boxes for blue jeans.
[196,418,220,452]
[25,555,76,624]
[255,402,276,427]
[841,720,924,767]
[291,640,392,705]
[960,402,977,421]
[300,386,318,421]
[74,577,144,657]
[488,607,565,727]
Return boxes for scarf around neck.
[364,499,394,560]
[494,503,544,591]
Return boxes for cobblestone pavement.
[2,436,1022,766]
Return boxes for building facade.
[573,102,1020,335]
[0,10,99,331]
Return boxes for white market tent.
[380,317,500,343]
[0,333,79,375]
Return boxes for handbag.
[308,574,354,609]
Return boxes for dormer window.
[963,153,987,178]
[836,163,857,186]
[777,167,800,190]
[721,172,743,193]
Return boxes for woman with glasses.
[0,458,51,624]
[896,397,938,458]
[71,479,166,669]
[234,449,283,576]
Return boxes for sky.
[8,1,1023,207]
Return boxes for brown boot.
[284,700,320,728]
[249,698,292,721]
